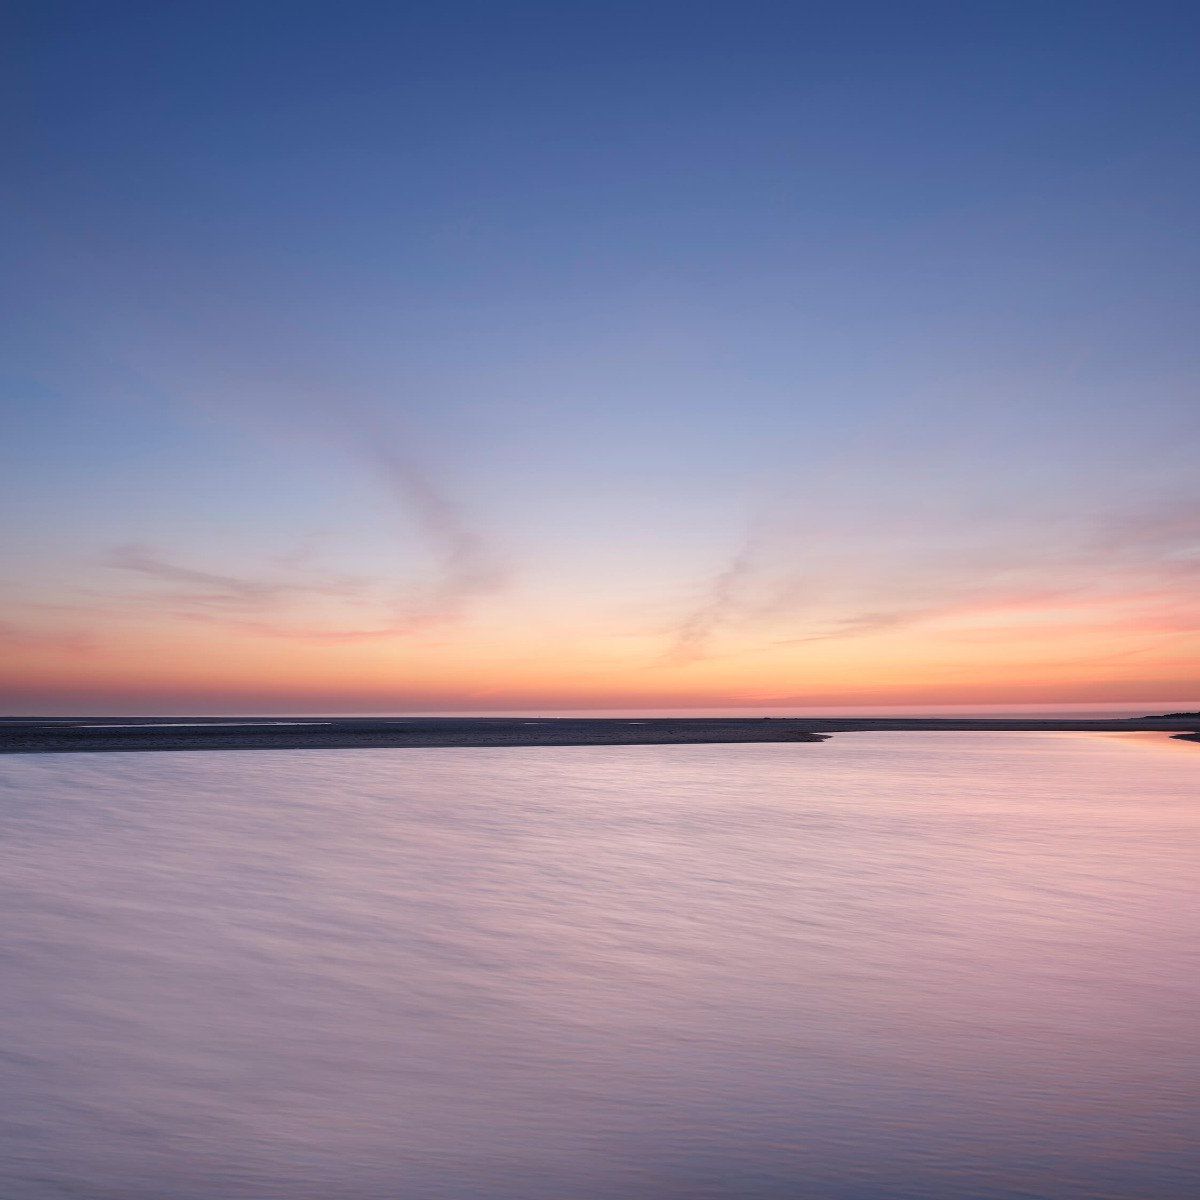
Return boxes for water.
[1,733,1196,1199]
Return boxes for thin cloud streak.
[103,434,508,642]
[365,443,508,625]
[663,541,757,665]
[107,544,296,605]
[666,498,1200,662]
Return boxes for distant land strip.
[0,716,1197,754]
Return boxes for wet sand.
[1,715,1197,754]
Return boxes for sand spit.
[0,717,828,754]
[1,715,1198,754]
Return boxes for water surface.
[2,733,1197,1198]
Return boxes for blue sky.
[3,1,1198,711]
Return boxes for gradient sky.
[3,1,1199,714]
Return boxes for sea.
[1,732,1197,1199]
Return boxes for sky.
[3,0,1199,715]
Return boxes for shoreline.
[1,716,1197,754]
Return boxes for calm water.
[1,733,1197,1199]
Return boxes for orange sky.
[4,579,1198,713]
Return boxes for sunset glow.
[4,2,1198,715]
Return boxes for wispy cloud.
[107,544,297,606]
[662,540,758,665]
[662,498,1200,663]
[104,438,508,642]
[366,444,508,625]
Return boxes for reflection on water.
[1,733,1197,1199]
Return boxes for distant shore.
[1,715,1197,754]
